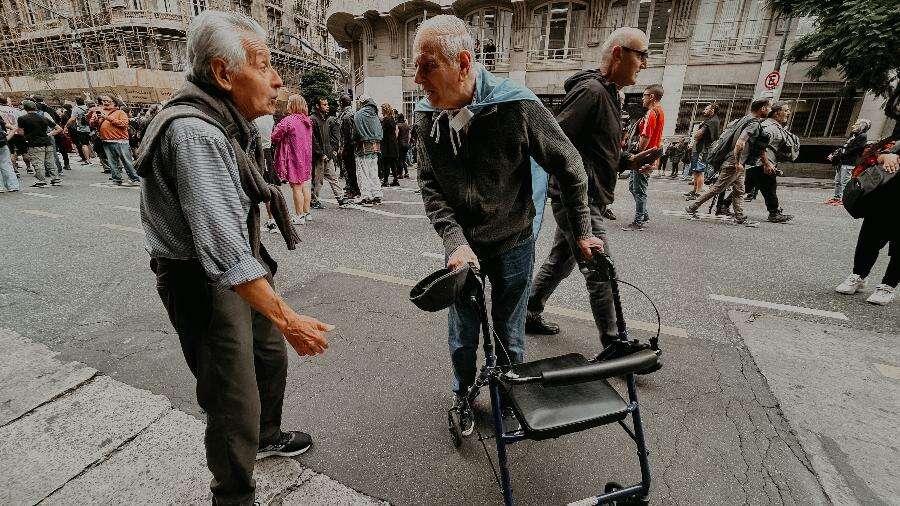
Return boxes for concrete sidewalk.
[0,329,386,506]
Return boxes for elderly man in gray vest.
[137,11,332,505]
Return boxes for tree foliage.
[768,0,900,100]
[300,67,338,113]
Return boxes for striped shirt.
[140,117,267,289]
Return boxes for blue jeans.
[448,239,535,394]
[0,145,19,191]
[104,141,140,183]
[834,165,852,199]
[629,170,649,223]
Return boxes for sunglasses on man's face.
[622,46,649,62]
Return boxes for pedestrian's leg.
[882,241,900,288]
[852,217,888,280]
[153,260,260,505]
[689,166,734,211]
[628,170,639,221]
[758,173,780,213]
[835,165,852,200]
[487,240,535,366]
[116,142,140,182]
[355,156,371,199]
[311,158,324,203]
[448,295,480,394]
[251,306,288,446]
[575,204,618,342]
[527,207,578,316]
[29,147,46,183]
[104,143,123,183]
[43,146,59,183]
[344,155,359,195]
[370,156,384,199]
[301,180,311,214]
[324,158,344,198]
[0,146,18,191]
[731,170,746,218]
[58,139,70,170]
[290,183,303,215]
[636,172,649,221]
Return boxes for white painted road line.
[873,363,900,381]
[335,266,688,338]
[321,199,427,219]
[99,223,145,235]
[90,182,139,190]
[113,205,140,212]
[422,252,444,260]
[20,209,63,218]
[709,294,849,321]
[22,192,56,199]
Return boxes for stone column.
[660,64,686,137]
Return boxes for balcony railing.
[353,65,363,86]
[527,47,583,62]
[690,35,769,60]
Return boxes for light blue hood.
[414,63,549,238]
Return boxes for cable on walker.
[410,253,663,505]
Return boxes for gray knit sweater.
[416,100,591,259]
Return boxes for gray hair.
[413,15,475,66]
[186,10,267,86]
[599,27,647,68]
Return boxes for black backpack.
[706,116,759,170]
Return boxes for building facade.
[326,0,893,159]
[0,0,338,113]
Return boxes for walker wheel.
[448,409,462,448]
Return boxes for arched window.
[464,7,513,68]
[530,1,587,60]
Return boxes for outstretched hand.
[281,314,332,356]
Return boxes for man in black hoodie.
[526,27,659,347]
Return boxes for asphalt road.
[1,161,897,504]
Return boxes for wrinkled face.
[225,34,283,120]
[413,40,471,110]
[608,38,648,87]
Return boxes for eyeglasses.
[622,46,649,62]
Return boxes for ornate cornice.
[382,15,400,58]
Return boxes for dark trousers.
[669,160,680,177]
[745,166,779,213]
[853,215,900,287]
[342,153,359,195]
[151,258,287,506]
[528,201,618,341]
[379,156,399,183]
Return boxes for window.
[232,0,252,15]
[691,0,770,55]
[530,2,587,60]
[465,7,513,68]
[191,0,207,16]
[267,7,283,45]
[780,82,862,138]
[674,84,755,135]
[606,0,627,33]
[403,89,424,122]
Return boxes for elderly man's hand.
[629,148,661,170]
[576,236,605,261]
[448,244,479,271]
[280,314,332,356]
[879,153,899,173]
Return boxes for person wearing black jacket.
[525,27,660,342]
[337,95,359,198]
[310,97,347,208]
[379,103,400,186]
[826,119,870,205]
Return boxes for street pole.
[773,16,793,73]
[24,0,95,99]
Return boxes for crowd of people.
[0,93,162,190]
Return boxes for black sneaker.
[256,431,312,460]
[31,181,47,187]
[358,198,374,207]
[452,395,475,437]
[684,206,699,219]
[311,200,326,210]
[525,313,560,335]
[337,197,353,208]
[767,212,791,224]
[734,216,758,227]
[372,197,383,205]
[621,221,645,231]
[389,179,400,186]
[601,207,617,221]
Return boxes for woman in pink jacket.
[272,95,314,224]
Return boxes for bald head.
[598,27,648,88]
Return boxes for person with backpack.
[825,119,870,205]
[739,101,799,223]
[685,98,771,226]
[685,103,720,199]
[65,96,94,164]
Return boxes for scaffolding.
[0,0,335,105]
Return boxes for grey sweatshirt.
[416,99,591,259]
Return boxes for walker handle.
[540,350,659,386]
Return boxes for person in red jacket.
[92,95,140,186]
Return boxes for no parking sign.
[764,70,781,90]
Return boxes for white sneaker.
[264,218,278,234]
[866,284,896,306]
[304,212,312,223]
[290,214,305,225]
[835,274,866,294]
